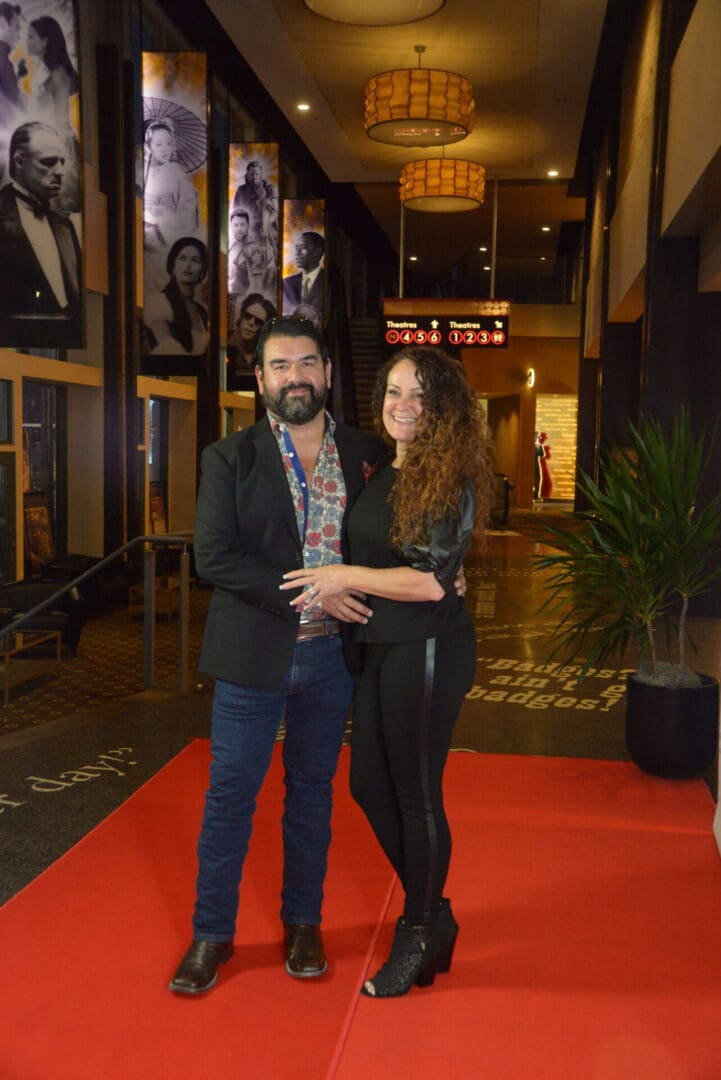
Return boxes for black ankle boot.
[436,897,459,974]
[361,917,439,998]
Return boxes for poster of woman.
[141,52,208,375]
[0,0,84,347]
[226,143,278,389]
[281,199,325,327]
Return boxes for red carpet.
[3,747,721,1079]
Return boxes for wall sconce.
[527,368,536,388]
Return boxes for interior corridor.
[2,508,720,905]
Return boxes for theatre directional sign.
[382,311,509,352]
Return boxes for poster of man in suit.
[0,0,83,347]
[281,199,325,328]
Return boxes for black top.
[348,462,473,644]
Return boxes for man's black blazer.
[0,183,81,319]
[195,416,384,688]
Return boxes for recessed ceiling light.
[297,102,311,111]
[541,225,551,232]
[547,169,559,178]
[479,246,487,252]
[409,255,418,262]
[483,265,491,271]
[540,257,546,261]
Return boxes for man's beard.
[263,381,328,425]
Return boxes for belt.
[296,617,340,642]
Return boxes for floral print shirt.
[269,412,346,622]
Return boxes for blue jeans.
[192,634,355,941]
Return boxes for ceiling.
[206,0,607,281]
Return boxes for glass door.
[148,397,169,534]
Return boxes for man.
[170,316,384,995]
[0,2,22,117]
[232,159,277,243]
[227,208,250,297]
[226,291,276,383]
[282,231,325,320]
[0,121,81,320]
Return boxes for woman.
[281,347,494,997]
[27,16,78,123]
[145,237,208,355]
[26,16,80,211]
[143,119,199,247]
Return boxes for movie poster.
[280,197,325,324]
[141,52,208,376]
[226,143,279,390]
[0,0,84,348]
[281,199,325,328]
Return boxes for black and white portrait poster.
[0,0,83,347]
[281,199,325,328]
[141,52,208,376]
[226,143,278,390]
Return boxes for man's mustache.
[281,383,315,395]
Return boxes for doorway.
[486,394,521,498]
[534,394,578,501]
[22,381,67,573]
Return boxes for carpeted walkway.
[3,744,720,1079]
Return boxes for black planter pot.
[625,673,719,779]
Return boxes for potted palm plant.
[536,409,721,778]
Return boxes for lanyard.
[282,427,310,544]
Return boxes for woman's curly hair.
[371,346,495,550]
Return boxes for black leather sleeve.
[401,484,476,592]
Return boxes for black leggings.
[349,625,476,923]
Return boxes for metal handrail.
[0,534,194,695]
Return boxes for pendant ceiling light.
[399,159,486,212]
[364,45,475,148]
[303,0,445,26]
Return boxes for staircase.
[349,317,385,431]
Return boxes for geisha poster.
[0,0,84,348]
[281,199,326,327]
[226,143,279,390]
[141,52,208,376]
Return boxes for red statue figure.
[539,431,553,499]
